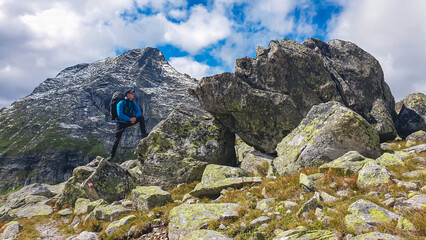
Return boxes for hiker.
[107,89,148,161]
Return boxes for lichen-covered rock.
[402,169,426,178]
[131,186,172,211]
[375,152,405,167]
[4,183,55,211]
[136,104,236,189]
[345,199,400,234]
[72,166,95,182]
[256,198,276,212]
[74,198,90,215]
[299,173,316,192]
[168,203,241,240]
[181,230,232,240]
[58,208,73,216]
[10,203,54,219]
[274,102,380,175]
[55,177,87,208]
[395,92,426,138]
[319,192,338,203]
[82,159,138,203]
[191,38,396,154]
[92,205,132,221]
[200,164,249,185]
[236,139,275,177]
[296,194,319,217]
[406,130,426,143]
[189,177,262,198]
[0,221,22,240]
[66,231,98,240]
[87,199,108,213]
[273,226,338,240]
[397,217,415,232]
[402,143,426,154]
[250,216,272,226]
[357,162,391,188]
[349,232,402,240]
[105,215,136,236]
[394,194,426,213]
[319,151,370,175]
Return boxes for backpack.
[110,91,124,120]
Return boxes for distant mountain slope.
[0,48,198,191]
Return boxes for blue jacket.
[117,97,142,123]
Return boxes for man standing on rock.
[107,89,148,161]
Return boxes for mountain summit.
[0,48,198,191]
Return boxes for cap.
[124,89,135,95]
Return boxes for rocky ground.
[0,130,425,239]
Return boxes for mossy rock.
[72,166,95,182]
[189,177,262,198]
[357,162,391,188]
[236,139,275,177]
[105,214,136,236]
[181,230,232,240]
[74,198,90,215]
[200,164,249,185]
[319,151,371,175]
[274,102,381,176]
[274,226,338,240]
[345,199,400,234]
[10,204,53,219]
[131,186,172,211]
[350,232,402,240]
[375,152,405,167]
[168,203,241,240]
[55,177,86,208]
[299,173,316,192]
[136,104,236,189]
[92,205,132,221]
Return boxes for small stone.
[320,192,338,203]
[357,162,391,188]
[283,201,298,209]
[296,195,318,217]
[381,198,395,207]
[220,211,239,220]
[315,208,325,221]
[105,215,136,236]
[367,191,380,197]
[256,198,275,212]
[58,208,73,216]
[286,209,292,214]
[384,193,392,199]
[402,170,426,178]
[249,216,272,227]
[397,181,418,190]
[219,223,227,230]
[336,190,350,197]
[299,173,316,192]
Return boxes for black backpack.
[110,91,124,120]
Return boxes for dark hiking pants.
[109,116,147,159]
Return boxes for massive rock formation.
[190,38,396,153]
[0,48,198,191]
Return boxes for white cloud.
[327,0,426,101]
[168,9,187,20]
[164,5,232,53]
[169,56,223,79]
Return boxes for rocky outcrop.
[191,38,396,154]
[168,203,241,240]
[135,104,236,189]
[274,102,380,175]
[0,47,198,190]
[395,93,426,138]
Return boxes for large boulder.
[395,93,426,138]
[274,102,381,175]
[168,203,241,240]
[191,38,396,153]
[345,199,401,234]
[81,159,138,203]
[136,104,236,189]
[235,139,275,177]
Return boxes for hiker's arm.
[117,101,131,121]
[134,102,142,118]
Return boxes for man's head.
[124,89,135,100]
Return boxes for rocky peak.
[0,47,198,191]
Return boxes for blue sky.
[0,0,425,108]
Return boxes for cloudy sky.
[0,0,425,108]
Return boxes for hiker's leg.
[137,116,148,137]
[109,123,127,159]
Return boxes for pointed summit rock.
[0,48,198,190]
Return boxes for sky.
[0,0,425,108]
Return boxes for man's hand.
[130,117,137,124]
